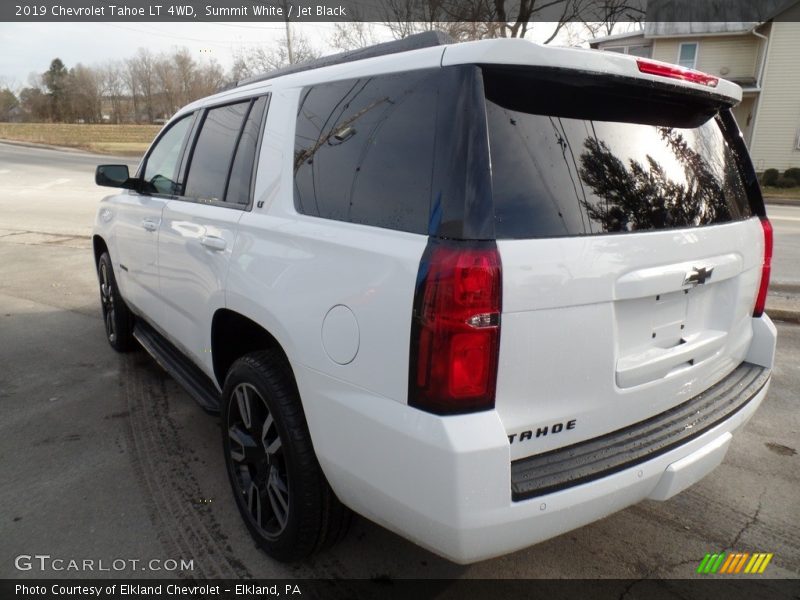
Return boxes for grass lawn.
[0,122,161,156]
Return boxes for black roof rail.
[234,30,454,88]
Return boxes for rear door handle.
[141,219,159,232]
[200,235,227,251]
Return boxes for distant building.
[591,4,800,171]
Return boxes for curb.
[765,197,800,207]
[770,283,800,294]
[767,308,800,325]
[767,285,800,324]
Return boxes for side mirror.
[95,164,135,189]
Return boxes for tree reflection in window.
[485,97,753,239]
[578,126,747,233]
[292,70,438,234]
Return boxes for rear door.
[158,95,268,378]
[481,67,765,460]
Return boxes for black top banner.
[3,0,800,23]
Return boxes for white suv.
[92,33,777,564]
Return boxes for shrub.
[783,167,800,185]
[761,168,779,186]
[774,176,798,188]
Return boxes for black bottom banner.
[2,579,799,600]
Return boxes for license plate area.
[615,284,731,388]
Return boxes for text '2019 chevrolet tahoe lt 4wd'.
[92,33,776,564]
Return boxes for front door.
[113,114,194,325]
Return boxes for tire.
[221,350,351,561]
[97,251,136,352]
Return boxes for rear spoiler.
[442,39,742,106]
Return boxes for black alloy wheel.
[227,381,290,539]
[221,351,351,561]
[97,251,135,352]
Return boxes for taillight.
[636,58,719,88]
[409,241,502,415]
[753,217,773,318]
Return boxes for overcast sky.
[0,21,573,89]
[0,22,344,88]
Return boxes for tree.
[328,0,646,46]
[488,0,587,42]
[122,59,140,122]
[13,46,230,124]
[18,73,49,121]
[581,0,646,38]
[330,21,380,52]
[42,58,69,121]
[152,49,227,117]
[373,0,502,41]
[68,64,103,123]
[129,49,156,123]
[18,87,48,121]
[153,54,179,117]
[101,62,126,123]
[193,58,226,98]
[172,48,196,106]
[171,48,225,106]
[0,88,18,121]
[372,0,581,41]
[577,128,733,233]
[232,32,321,80]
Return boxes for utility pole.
[285,21,294,64]
[283,1,294,64]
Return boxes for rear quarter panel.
[225,86,427,404]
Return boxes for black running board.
[133,321,221,413]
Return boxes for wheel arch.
[92,234,109,267]
[211,308,294,391]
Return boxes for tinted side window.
[143,115,192,195]
[226,96,268,206]
[293,70,439,234]
[185,101,250,202]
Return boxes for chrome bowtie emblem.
[683,266,714,287]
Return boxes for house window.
[602,45,652,58]
[627,45,652,58]
[678,42,698,69]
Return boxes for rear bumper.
[511,362,769,501]
[296,319,775,564]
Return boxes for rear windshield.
[484,67,752,239]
